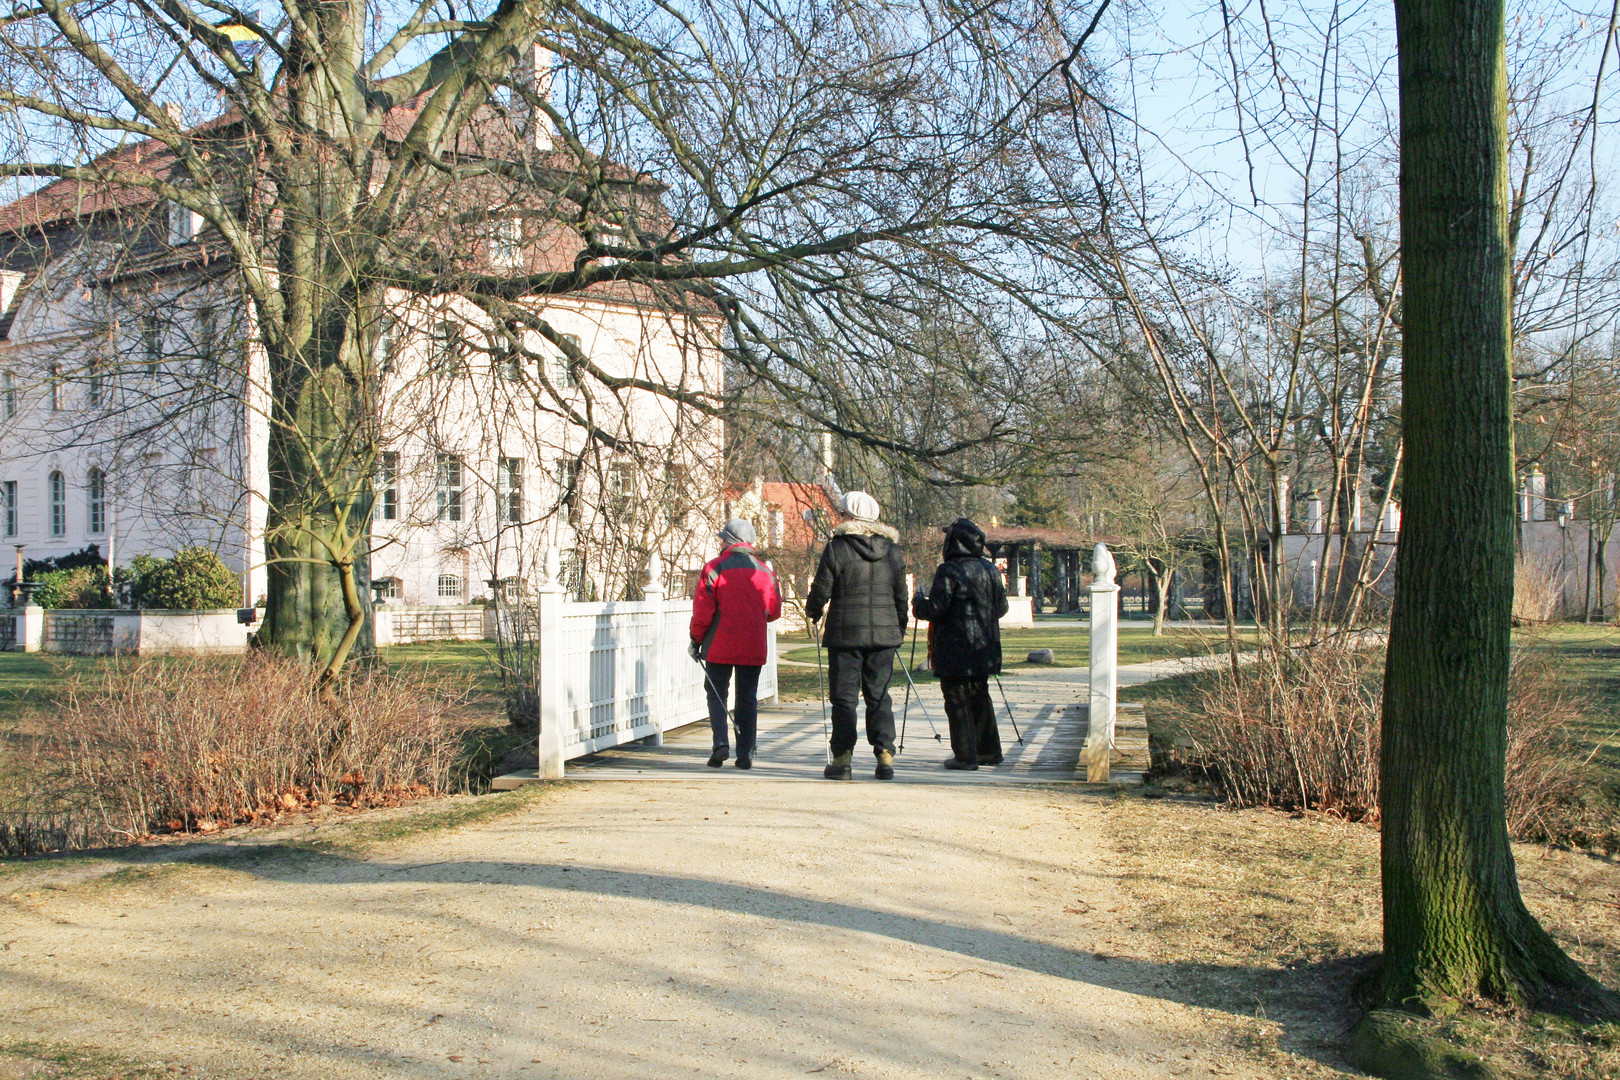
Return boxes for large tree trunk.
[1380,0,1601,1008]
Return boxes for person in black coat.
[806,491,908,780]
[912,517,1009,769]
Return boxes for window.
[767,506,783,547]
[498,457,523,523]
[374,319,396,375]
[86,356,105,408]
[489,217,523,268]
[196,305,217,376]
[167,201,198,245]
[437,573,464,600]
[435,453,463,522]
[496,347,522,382]
[87,468,106,534]
[141,316,162,376]
[556,458,578,496]
[2,481,15,538]
[377,577,402,599]
[378,452,399,521]
[49,365,64,412]
[553,333,580,388]
[48,470,65,536]
[2,371,14,419]
[428,321,462,374]
[607,462,633,508]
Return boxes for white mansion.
[0,137,724,608]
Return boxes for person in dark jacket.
[691,519,783,769]
[912,517,1009,769]
[805,491,908,780]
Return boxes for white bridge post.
[643,552,666,746]
[536,544,566,778]
[1086,543,1119,782]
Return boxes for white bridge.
[534,549,778,775]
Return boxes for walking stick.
[898,614,919,754]
[992,673,1023,745]
[814,623,830,765]
[896,651,942,742]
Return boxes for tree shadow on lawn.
[184,843,1370,1071]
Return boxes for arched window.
[48,470,65,536]
[87,468,106,535]
[437,573,464,600]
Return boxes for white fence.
[535,551,778,775]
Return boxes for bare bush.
[2,655,477,851]
[1513,553,1568,624]
[1184,642,1616,850]
[1188,642,1383,819]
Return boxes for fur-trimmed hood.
[830,518,900,562]
[832,519,900,542]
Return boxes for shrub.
[1,654,478,851]
[1513,553,1567,624]
[121,547,239,609]
[1183,640,1617,852]
[28,565,112,608]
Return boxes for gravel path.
[1,754,1268,1079]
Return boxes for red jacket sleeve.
[763,566,783,623]
[689,560,717,642]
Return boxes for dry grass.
[1515,554,1570,624]
[1110,794,1620,1078]
[1178,642,1618,852]
[0,654,481,855]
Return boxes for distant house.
[0,95,723,607]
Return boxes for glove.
[688,639,704,663]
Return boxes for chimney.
[512,42,556,152]
[1526,466,1546,521]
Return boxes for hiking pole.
[814,623,830,764]
[895,651,942,742]
[992,673,1023,745]
[898,614,920,754]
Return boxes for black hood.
[942,517,987,559]
[833,520,899,561]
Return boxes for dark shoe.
[824,750,853,780]
[875,749,895,780]
[942,757,979,771]
[735,756,752,770]
[707,749,728,768]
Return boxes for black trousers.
[940,676,1001,765]
[705,662,761,757]
[826,646,897,756]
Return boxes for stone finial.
[543,544,561,590]
[1092,542,1116,587]
[645,550,663,591]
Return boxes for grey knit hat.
[719,518,757,545]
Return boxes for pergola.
[979,525,1116,615]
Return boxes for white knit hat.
[842,491,881,521]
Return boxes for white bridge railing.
[537,550,778,775]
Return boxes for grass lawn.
[1514,624,1620,778]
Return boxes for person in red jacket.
[690,518,782,769]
